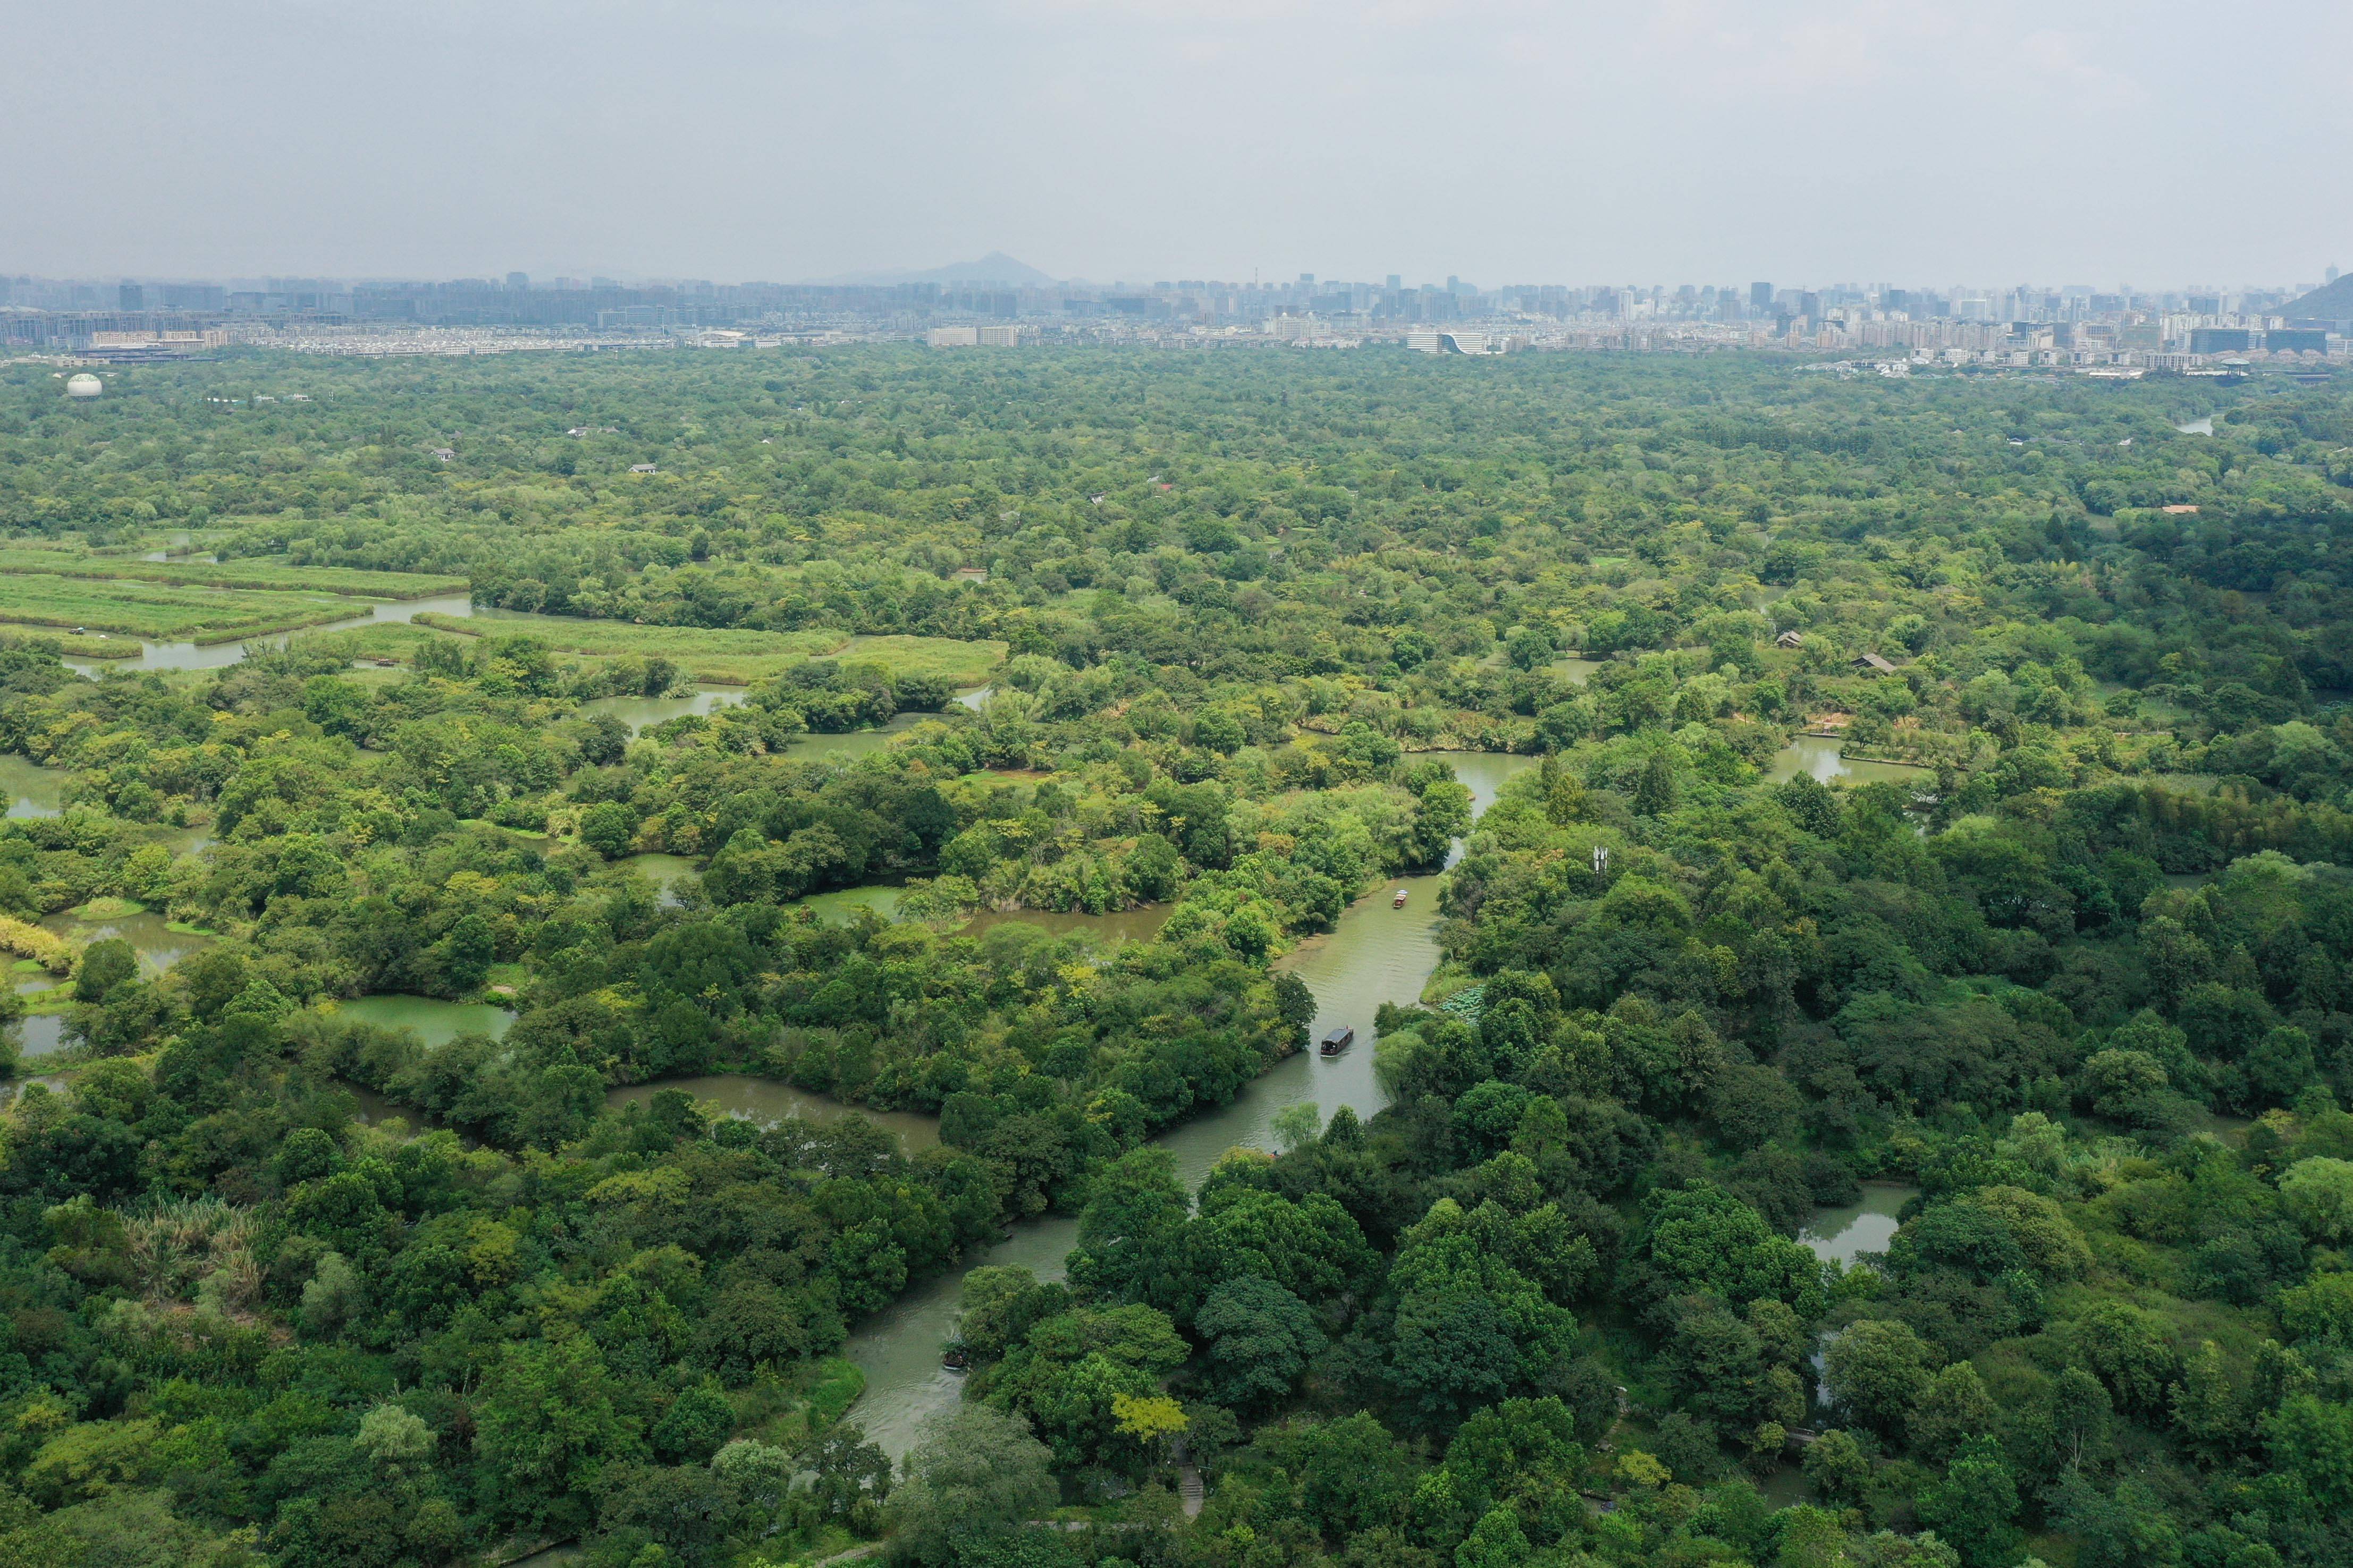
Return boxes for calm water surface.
[1766,736,1935,787]
[785,714,927,761]
[614,853,700,905]
[1799,1183,1919,1264]
[60,594,475,675]
[39,909,213,975]
[579,687,747,735]
[16,1015,66,1058]
[330,995,515,1047]
[0,756,68,819]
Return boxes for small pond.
[1548,657,1604,686]
[579,687,748,736]
[2175,416,2214,435]
[327,995,515,1048]
[41,908,215,976]
[606,1074,941,1152]
[793,885,905,924]
[1799,1182,1919,1264]
[785,713,927,762]
[16,1014,68,1058]
[1767,736,1936,788]
[0,756,70,819]
[614,853,700,906]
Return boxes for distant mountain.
[812,252,1058,287]
[2281,275,2353,321]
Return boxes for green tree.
[1823,1320,1933,1438]
[890,1404,1060,1566]
[1918,1436,2021,1568]
[1196,1276,1325,1410]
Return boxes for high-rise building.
[1750,282,1772,312]
[1386,274,1402,291]
[2189,327,2251,354]
[2329,266,2341,285]
[507,272,530,290]
[117,282,144,311]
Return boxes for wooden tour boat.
[1320,1026,1355,1056]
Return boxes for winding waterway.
[837,750,1540,1457]
[58,593,477,675]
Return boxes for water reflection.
[328,995,515,1047]
[794,885,904,924]
[0,756,69,818]
[1766,736,1935,787]
[1799,1183,1918,1264]
[2175,416,2214,435]
[847,1217,1081,1461]
[615,853,699,906]
[39,909,213,976]
[1548,658,1603,686]
[785,714,927,762]
[580,687,747,736]
[60,594,475,675]
[17,1015,67,1058]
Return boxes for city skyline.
[5,258,2343,299]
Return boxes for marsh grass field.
[0,548,466,645]
[414,610,1004,685]
[0,551,468,599]
[0,572,380,642]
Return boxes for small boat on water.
[1320,1026,1354,1056]
[1391,888,1409,908]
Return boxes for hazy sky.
[9,0,2346,289]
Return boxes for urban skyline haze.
[6,0,2346,288]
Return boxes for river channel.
[57,594,478,675]
[835,750,1540,1457]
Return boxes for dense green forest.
[0,346,2347,1568]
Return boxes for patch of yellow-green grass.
[416,612,844,684]
[834,634,1006,686]
[284,621,461,664]
[0,573,372,643]
[0,550,464,600]
[403,612,1005,687]
[0,917,73,974]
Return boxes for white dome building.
[65,374,103,399]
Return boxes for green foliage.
[0,348,2351,1568]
